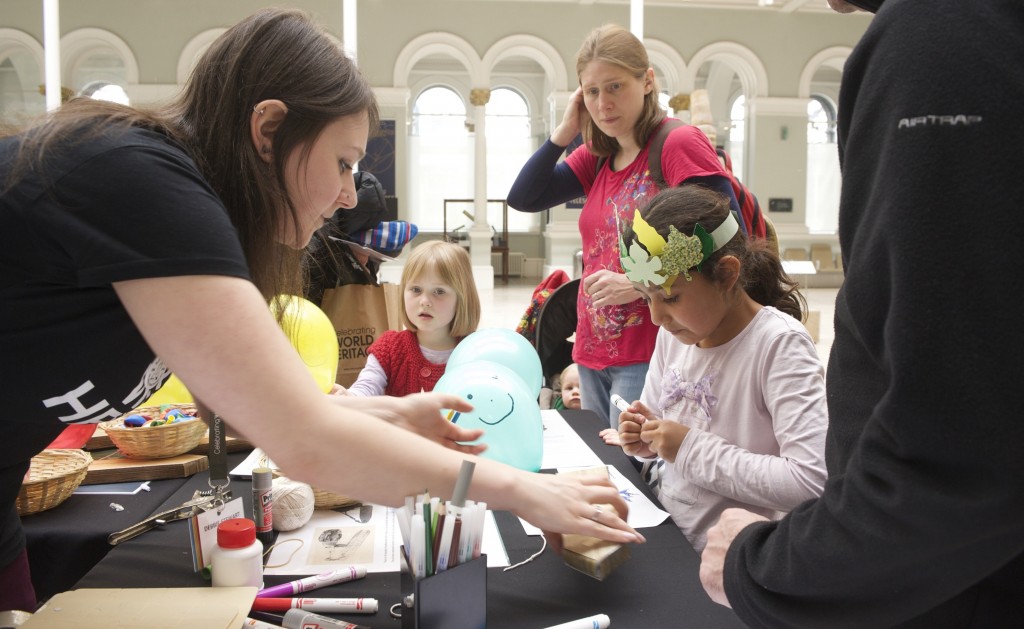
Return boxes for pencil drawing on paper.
[311,526,373,564]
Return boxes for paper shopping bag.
[320,283,403,387]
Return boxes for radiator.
[492,252,526,276]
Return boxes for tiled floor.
[479,276,838,368]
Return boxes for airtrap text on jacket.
[898,114,982,129]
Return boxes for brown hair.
[399,240,481,337]
[575,24,664,158]
[627,186,806,321]
[4,8,379,306]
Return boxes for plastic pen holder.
[400,555,486,629]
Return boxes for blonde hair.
[399,240,481,337]
[576,24,664,157]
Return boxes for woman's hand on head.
[584,270,642,308]
[513,471,645,554]
[329,391,485,455]
[551,87,587,147]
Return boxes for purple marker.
[255,566,367,598]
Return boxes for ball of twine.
[271,476,315,531]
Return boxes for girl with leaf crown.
[614,185,828,551]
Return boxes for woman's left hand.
[583,270,641,308]
[328,391,485,454]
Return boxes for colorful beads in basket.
[123,407,197,428]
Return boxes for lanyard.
[195,399,231,496]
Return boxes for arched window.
[806,95,839,233]
[726,95,746,182]
[486,87,537,232]
[409,86,472,232]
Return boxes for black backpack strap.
[648,118,685,190]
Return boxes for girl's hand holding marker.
[612,395,656,459]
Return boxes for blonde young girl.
[346,240,481,396]
[616,186,828,551]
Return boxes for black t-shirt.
[0,126,250,567]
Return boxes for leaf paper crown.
[619,209,740,293]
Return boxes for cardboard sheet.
[22,587,257,629]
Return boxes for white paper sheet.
[265,504,509,575]
[540,410,604,469]
[229,448,269,478]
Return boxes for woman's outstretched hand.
[513,470,645,554]
[329,391,485,455]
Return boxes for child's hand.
[329,383,350,396]
[639,418,689,464]
[599,427,621,446]
[617,400,656,459]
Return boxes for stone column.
[468,87,494,290]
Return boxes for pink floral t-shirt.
[565,120,725,370]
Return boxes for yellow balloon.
[271,295,339,393]
[141,296,338,405]
[142,373,193,406]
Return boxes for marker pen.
[243,618,284,629]
[610,394,630,413]
[542,613,611,629]
[437,460,475,572]
[282,608,373,629]
[256,566,367,598]
[250,598,379,614]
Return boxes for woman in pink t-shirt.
[508,24,742,429]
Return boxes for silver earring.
[253,105,265,115]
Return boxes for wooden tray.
[83,452,208,485]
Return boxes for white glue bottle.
[211,517,264,588]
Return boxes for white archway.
[481,34,567,92]
[0,28,44,79]
[176,28,225,84]
[393,32,483,88]
[798,46,851,98]
[687,41,768,98]
[60,28,139,88]
[0,28,46,122]
[644,38,688,97]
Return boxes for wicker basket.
[17,449,93,516]
[270,468,360,510]
[99,403,207,459]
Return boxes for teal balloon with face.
[446,328,543,398]
[435,360,543,472]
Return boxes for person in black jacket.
[699,1,1024,626]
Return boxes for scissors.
[107,488,232,546]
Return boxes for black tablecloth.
[22,467,193,602]
[73,411,743,628]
